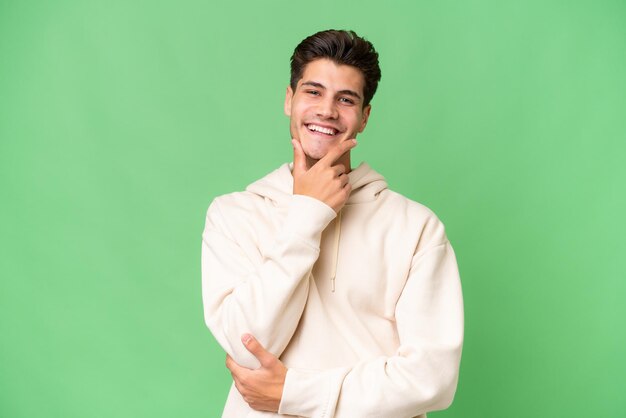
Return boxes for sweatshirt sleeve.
[278,241,464,418]
[201,194,336,369]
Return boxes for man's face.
[284,58,371,162]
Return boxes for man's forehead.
[298,59,365,94]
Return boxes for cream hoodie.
[201,162,464,418]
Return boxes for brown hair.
[290,29,381,108]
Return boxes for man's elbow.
[432,379,459,411]
[422,365,461,413]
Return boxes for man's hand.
[292,138,357,213]
[225,334,287,413]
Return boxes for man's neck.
[305,153,352,173]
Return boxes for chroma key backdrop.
[1,0,624,417]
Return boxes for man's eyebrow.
[301,81,325,89]
[300,81,362,101]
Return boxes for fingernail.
[242,334,252,345]
[352,139,357,145]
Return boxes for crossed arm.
[222,242,464,417]
[207,240,464,417]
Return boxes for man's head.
[285,30,381,167]
[290,30,381,109]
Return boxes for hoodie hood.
[246,162,388,206]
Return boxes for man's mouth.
[306,123,339,137]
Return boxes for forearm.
[203,235,316,369]
[280,341,462,418]
[202,195,336,368]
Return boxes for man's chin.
[304,151,325,163]
[301,143,328,160]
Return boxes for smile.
[306,124,338,136]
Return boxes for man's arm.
[202,193,335,369]
[229,240,464,417]
[202,138,357,369]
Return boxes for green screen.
[1,0,624,416]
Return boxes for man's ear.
[284,86,294,116]
[358,104,372,133]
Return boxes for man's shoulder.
[206,190,265,222]
[202,190,271,244]
[208,162,291,213]
[210,189,259,206]
[381,188,441,221]
[376,188,450,249]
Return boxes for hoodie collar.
[245,162,388,206]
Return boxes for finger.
[232,375,246,397]
[226,354,250,377]
[291,139,308,176]
[339,173,349,187]
[241,333,275,367]
[332,164,346,177]
[319,138,357,167]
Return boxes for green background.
[1,0,624,416]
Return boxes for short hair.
[290,29,381,108]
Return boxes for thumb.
[241,334,274,367]
[291,139,307,176]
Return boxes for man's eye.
[307,90,320,96]
[339,97,354,104]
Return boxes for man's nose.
[316,97,338,119]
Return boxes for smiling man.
[201,30,464,417]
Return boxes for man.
[201,29,464,417]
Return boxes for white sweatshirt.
[201,162,464,418]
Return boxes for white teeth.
[307,124,337,135]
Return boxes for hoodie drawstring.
[329,210,342,292]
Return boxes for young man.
[201,30,464,417]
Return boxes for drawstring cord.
[329,209,342,292]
